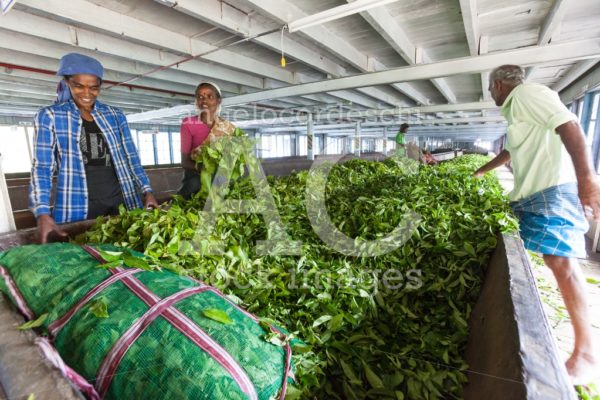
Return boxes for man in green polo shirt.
[474,65,600,384]
[395,123,408,156]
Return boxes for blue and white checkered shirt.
[29,99,152,223]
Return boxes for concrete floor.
[494,164,600,389]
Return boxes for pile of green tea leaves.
[81,154,517,399]
[192,127,251,196]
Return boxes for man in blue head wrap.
[29,52,158,243]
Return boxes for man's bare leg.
[543,254,599,385]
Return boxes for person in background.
[178,81,237,198]
[474,64,599,384]
[422,150,438,165]
[395,123,409,156]
[29,53,157,243]
[406,141,422,162]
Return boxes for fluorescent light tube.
[287,0,399,33]
[153,0,177,7]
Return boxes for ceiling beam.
[244,0,426,105]
[240,115,505,129]
[221,39,600,105]
[170,0,346,78]
[0,46,195,93]
[525,0,571,80]
[459,0,492,104]
[127,104,196,123]
[538,0,571,46]
[0,30,238,94]
[0,95,49,106]
[0,10,262,90]
[0,91,52,104]
[0,82,184,108]
[286,0,400,32]
[16,0,295,84]
[128,99,497,124]
[174,0,412,107]
[459,0,479,56]
[21,0,382,111]
[327,90,381,109]
[552,59,599,93]
[559,62,600,104]
[353,0,457,103]
[0,95,152,114]
[260,124,505,134]
[353,3,414,64]
[302,93,342,105]
[0,68,193,102]
[0,108,37,117]
[212,101,498,126]
[479,36,491,101]
[263,78,345,105]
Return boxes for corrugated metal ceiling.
[0,0,598,142]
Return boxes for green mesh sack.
[0,243,295,400]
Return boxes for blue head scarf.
[55,53,104,104]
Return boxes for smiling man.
[474,64,600,385]
[29,53,157,243]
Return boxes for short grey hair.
[489,65,524,84]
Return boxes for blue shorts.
[511,183,588,258]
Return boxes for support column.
[294,133,299,156]
[354,121,361,157]
[151,131,158,165]
[167,130,174,164]
[382,127,388,156]
[307,113,314,161]
[255,131,262,158]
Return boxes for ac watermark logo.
[182,136,422,259]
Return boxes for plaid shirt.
[29,99,152,223]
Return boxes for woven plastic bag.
[0,243,294,400]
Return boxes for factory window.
[587,92,599,143]
[0,124,184,173]
[278,134,293,157]
[260,134,294,158]
[298,135,306,156]
[325,137,344,154]
[136,130,157,166]
[577,98,585,120]
[0,125,32,173]
[130,127,182,166]
[155,131,172,165]
[171,133,181,164]
[314,135,322,155]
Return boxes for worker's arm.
[557,120,600,219]
[30,109,68,243]
[180,121,200,171]
[37,215,67,244]
[181,152,197,171]
[473,150,511,177]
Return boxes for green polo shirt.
[395,132,405,145]
[502,83,578,201]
